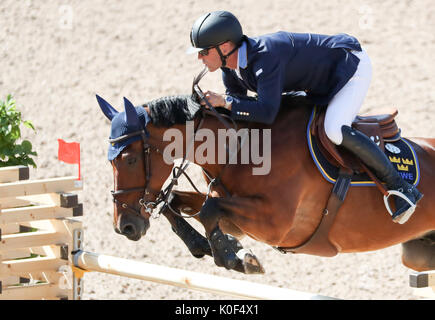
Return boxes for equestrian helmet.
[187,11,243,54]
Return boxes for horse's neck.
[147,104,313,178]
[146,117,220,166]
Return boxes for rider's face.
[197,46,222,72]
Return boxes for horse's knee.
[164,206,212,258]
[401,232,435,271]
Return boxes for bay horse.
[96,90,435,275]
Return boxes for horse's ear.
[96,94,119,120]
[123,97,140,128]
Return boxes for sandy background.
[1,0,434,300]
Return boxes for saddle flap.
[352,122,385,151]
[313,110,360,170]
[312,107,401,171]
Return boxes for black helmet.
[187,11,243,55]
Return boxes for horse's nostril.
[121,224,136,237]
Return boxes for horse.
[96,90,435,275]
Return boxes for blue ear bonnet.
[107,107,151,161]
[96,94,151,161]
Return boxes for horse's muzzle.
[116,212,150,241]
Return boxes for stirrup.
[383,190,416,224]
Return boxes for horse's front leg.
[161,190,212,258]
[199,196,265,274]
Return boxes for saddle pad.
[307,107,420,187]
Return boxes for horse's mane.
[143,92,314,128]
[143,95,201,127]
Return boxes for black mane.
[143,95,201,127]
[142,92,314,128]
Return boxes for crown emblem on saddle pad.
[397,164,409,171]
[402,158,414,165]
[389,156,401,163]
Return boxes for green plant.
[0,94,37,168]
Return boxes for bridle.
[110,129,163,220]
[110,67,238,221]
[110,117,215,221]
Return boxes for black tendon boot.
[340,126,423,224]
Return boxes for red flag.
[58,139,81,180]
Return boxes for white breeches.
[324,49,372,145]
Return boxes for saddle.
[311,107,401,171]
[275,107,402,257]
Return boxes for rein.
[111,68,237,221]
[160,88,236,218]
[110,113,228,221]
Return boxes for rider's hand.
[200,91,226,109]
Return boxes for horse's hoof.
[237,249,265,274]
[192,254,205,259]
[242,253,265,274]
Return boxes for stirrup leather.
[383,189,416,224]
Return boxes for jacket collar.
[237,40,248,69]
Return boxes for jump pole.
[72,250,337,300]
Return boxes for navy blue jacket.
[222,31,362,124]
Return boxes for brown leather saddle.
[312,107,401,173]
[275,107,401,257]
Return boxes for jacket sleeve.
[229,53,284,125]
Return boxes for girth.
[274,168,352,256]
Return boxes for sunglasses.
[199,47,214,56]
[198,41,228,56]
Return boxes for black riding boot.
[340,125,423,224]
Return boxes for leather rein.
[110,73,236,221]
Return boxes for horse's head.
[97,95,170,241]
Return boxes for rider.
[186,10,422,224]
